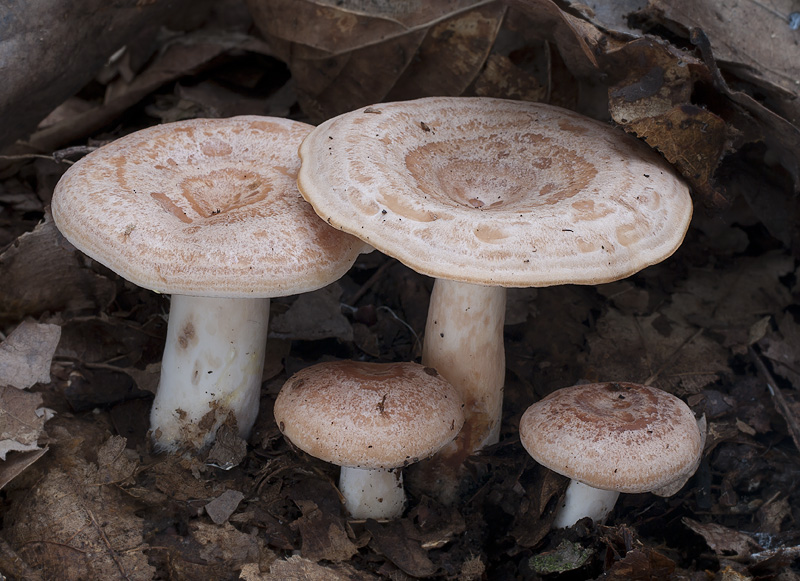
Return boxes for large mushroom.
[297,97,693,462]
[51,116,369,452]
[274,361,464,519]
[519,382,705,528]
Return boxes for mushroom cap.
[274,361,465,470]
[298,97,692,287]
[519,382,703,495]
[52,116,368,298]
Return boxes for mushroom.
[297,97,693,462]
[51,116,369,452]
[273,361,465,519]
[519,382,705,528]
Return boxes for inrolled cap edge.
[274,361,465,470]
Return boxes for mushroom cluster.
[274,361,464,519]
[297,97,693,464]
[51,116,369,452]
[51,97,697,541]
[519,382,706,528]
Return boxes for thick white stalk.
[150,295,269,452]
[339,466,406,519]
[553,480,620,528]
[422,279,506,456]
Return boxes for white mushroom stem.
[553,480,620,528]
[150,295,269,452]
[339,466,406,520]
[422,278,506,456]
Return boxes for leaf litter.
[1,0,800,578]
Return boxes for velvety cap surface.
[51,116,368,297]
[298,97,692,287]
[519,382,703,494]
[274,361,465,469]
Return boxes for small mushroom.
[273,361,465,519]
[51,116,369,452]
[297,97,693,468]
[519,382,706,528]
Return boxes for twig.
[87,509,131,581]
[344,257,396,306]
[749,346,800,453]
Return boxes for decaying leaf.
[248,0,508,121]
[511,467,568,547]
[0,320,60,389]
[205,489,246,525]
[528,539,595,574]
[365,518,438,578]
[604,36,732,207]
[5,436,153,581]
[683,517,763,557]
[191,521,267,571]
[0,0,191,149]
[760,312,800,390]
[0,386,51,461]
[242,555,378,580]
[649,0,800,100]
[0,212,115,321]
[602,547,676,580]
[291,499,358,562]
[585,308,728,394]
[19,31,274,155]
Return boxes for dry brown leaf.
[0,211,115,322]
[0,447,48,490]
[249,0,506,122]
[585,308,728,394]
[291,499,358,563]
[5,437,154,581]
[760,312,800,390]
[248,0,495,55]
[18,31,273,154]
[683,517,763,557]
[93,435,139,486]
[0,0,190,149]
[245,555,377,580]
[365,518,439,578]
[650,0,800,99]
[603,547,676,580]
[205,490,246,525]
[0,386,50,461]
[0,320,61,389]
[383,3,507,101]
[662,251,794,345]
[604,36,731,207]
[191,521,267,570]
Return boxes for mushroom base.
[339,466,406,520]
[553,479,620,528]
[150,295,269,452]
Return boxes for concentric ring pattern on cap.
[52,116,368,298]
[298,97,692,287]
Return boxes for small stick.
[748,346,800,453]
